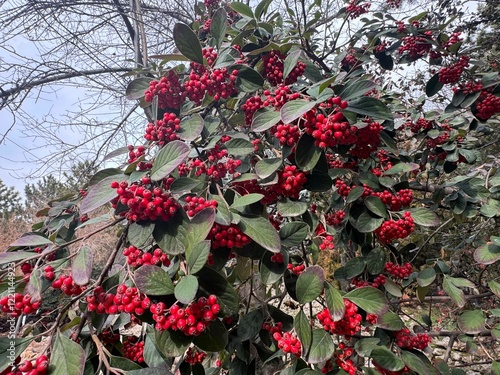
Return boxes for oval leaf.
[193,319,228,351]
[296,265,325,304]
[135,265,174,296]
[296,134,322,172]
[51,333,86,375]
[150,140,190,181]
[324,282,345,322]
[187,240,211,275]
[252,110,281,132]
[72,246,93,286]
[174,275,198,304]
[457,310,485,334]
[344,287,388,315]
[280,221,309,247]
[255,157,281,178]
[178,114,204,141]
[306,329,335,364]
[239,215,281,253]
[277,198,308,217]
[280,99,316,124]
[173,23,203,64]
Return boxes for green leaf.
[128,221,155,248]
[371,347,405,372]
[443,274,466,308]
[230,2,254,17]
[366,247,386,275]
[174,275,198,304]
[239,215,281,253]
[233,64,264,92]
[144,330,169,368]
[251,109,281,133]
[347,186,365,203]
[185,208,216,253]
[237,308,265,341]
[110,356,142,371]
[296,265,325,304]
[489,280,500,298]
[197,267,239,315]
[187,240,211,275]
[225,138,255,156]
[294,310,313,356]
[344,287,388,314]
[179,114,204,141]
[376,311,404,331]
[306,329,335,364]
[457,310,485,334]
[355,211,384,233]
[295,134,322,172]
[260,250,288,285]
[401,350,439,375]
[50,332,86,375]
[155,329,191,357]
[491,361,500,375]
[344,257,366,279]
[354,338,380,357]
[339,80,377,101]
[134,265,175,295]
[255,0,273,18]
[408,207,440,227]
[150,140,190,181]
[280,221,309,247]
[280,99,316,124]
[324,282,345,321]
[72,246,93,286]
[211,8,227,50]
[365,196,388,218]
[125,77,151,100]
[170,177,203,195]
[82,174,124,214]
[283,50,302,82]
[193,319,228,351]
[426,73,444,97]
[231,193,264,209]
[9,233,53,247]
[277,198,308,217]
[417,268,436,287]
[0,337,33,373]
[173,23,203,64]
[384,163,420,175]
[153,211,188,255]
[255,157,281,178]
[345,97,393,121]
[474,242,500,265]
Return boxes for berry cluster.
[394,328,431,350]
[273,331,302,357]
[86,284,150,315]
[144,112,181,146]
[0,293,40,317]
[52,275,85,296]
[262,50,306,85]
[98,329,120,345]
[262,322,283,336]
[126,145,151,171]
[272,123,301,146]
[34,246,55,262]
[386,0,402,8]
[317,300,362,338]
[325,210,346,227]
[303,110,356,149]
[144,71,185,109]
[183,196,217,217]
[123,246,171,268]
[442,31,462,51]
[406,118,433,133]
[110,180,179,222]
[123,336,145,363]
[385,262,413,279]
[184,48,238,103]
[334,343,356,375]
[270,253,284,263]
[149,295,220,335]
[476,92,500,120]
[438,56,470,84]
[346,0,370,19]
[204,0,220,9]
[335,179,351,197]
[398,33,433,59]
[315,224,335,251]
[43,266,55,281]
[241,86,300,125]
[375,212,415,243]
[207,223,251,249]
[453,80,483,95]
[185,348,207,365]
[351,274,386,288]
[15,356,49,375]
[350,119,383,159]
[372,189,413,211]
[342,49,362,70]
[287,263,305,276]
[275,165,308,198]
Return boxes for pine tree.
[0,178,22,220]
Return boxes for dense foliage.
[1,0,499,375]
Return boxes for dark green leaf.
[457,310,485,334]
[255,0,273,18]
[170,177,203,195]
[128,221,155,248]
[193,319,228,351]
[345,287,388,314]
[211,8,227,50]
[443,275,466,308]
[280,100,316,124]
[233,65,264,92]
[306,329,335,364]
[151,140,190,181]
[280,221,309,247]
[173,23,204,64]
[239,215,281,253]
[110,356,142,371]
[376,311,404,331]
[231,193,264,209]
[401,350,439,375]
[185,207,216,253]
[179,114,204,141]
[383,278,402,298]
[344,257,366,279]
[197,267,239,315]
[154,211,188,255]
[366,247,386,275]
[283,50,302,82]
[0,337,33,373]
[417,268,436,287]
[144,330,169,368]
[156,329,191,357]
[384,163,420,175]
[255,157,281,178]
[125,77,151,100]
[277,198,308,217]
[339,80,377,101]
[355,211,384,233]
[260,250,288,285]
[175,275,198,304]
[237,308,265,341]
[295,134,322,172]
[371,347,405,372]
[225,138,255,156]
[425,73,444,97]
[347,186,365,203]
[345,97,393,121]
[230,2,254,17]
[355,338,380,357]
[296,265,325,304]
[304,172,332,192]
[81,174,124,214]
[294,310,313,356]
[187,240,211,274]
[365,196,388,218]
[72,246,93,286]
[408,207,440,227]
[50,333,86,375]
[135,265,174,295]
[324,282,345,321]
